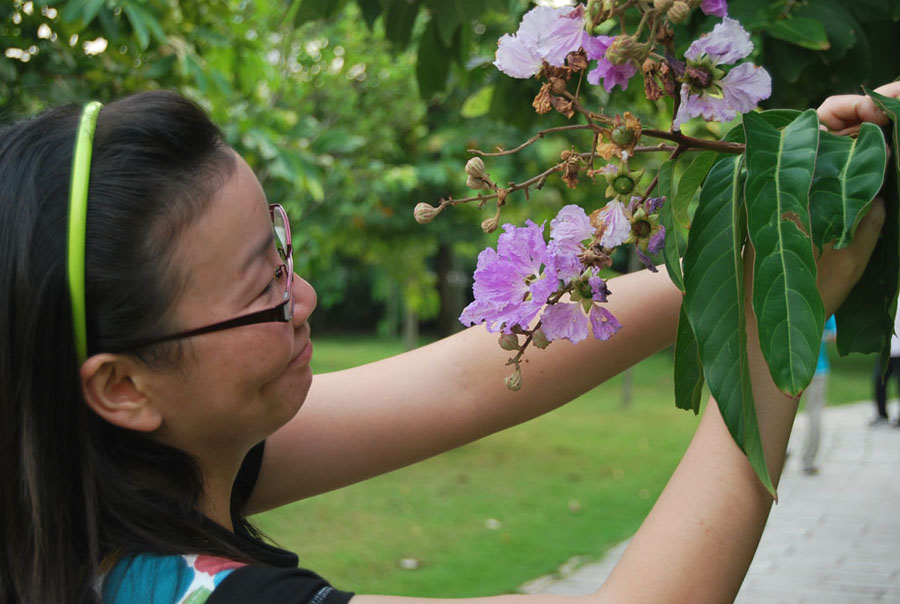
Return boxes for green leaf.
[384,0,420,49]
[123,3,150,51]
[767,17,830,51]
[434,0,462,48]
[672,151,717,228]
[416,18,451,99]
[356,0,383,28]
[809,124,887,254]
[657,159,685,292]
[61,0,105,27]
[674,304,704,415]
[682,155,773,495]
[724,109,802,144]
[837,89,900,361]
[293,0,347,26]
[794,1,858,60]
[461,85,493,118]
[743,109,824,396]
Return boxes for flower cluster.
[459,204,627,349]
[459,199,667,386]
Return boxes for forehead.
[170,152,271,321]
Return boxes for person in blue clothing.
[801,316,837,475]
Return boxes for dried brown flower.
[532,82,553,115]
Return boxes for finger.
[874,81,900,98]
[817,94,889,131]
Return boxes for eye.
[259,265,286,299]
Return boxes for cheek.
[192,325,295,403]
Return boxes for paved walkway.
[520,401,900,603]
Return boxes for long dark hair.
[0,91,263,603]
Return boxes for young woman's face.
[146,151,317,458]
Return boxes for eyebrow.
[240,231,275,277]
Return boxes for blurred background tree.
[3,0,899,344]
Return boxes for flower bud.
[612,175,636,195]
[498,333,520,351]
[505,369,523,391]
[466,174,489,190]
[532,328,550,349]
[667,0,691,23]
[465,157,486,179]
[413,202,442,224]
[481,214,500,233]
[610,125,635,146]
[606,35,643,65]
[653,0,674,11]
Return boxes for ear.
[80,354,162,432]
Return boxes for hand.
[817,81,900,132]
[815,197,885,317]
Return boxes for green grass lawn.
[252,335,877,598]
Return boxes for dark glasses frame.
[125,204,294,350]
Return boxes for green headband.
[67,101,103,364]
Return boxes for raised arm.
[248,265,683,511]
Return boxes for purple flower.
[596,200,631,248]
[700,0,727,17]
[540,298,621,344]
[459,221,558,332]
[647,225,666,254]
[684,17,752,65]
[720,63,773,113]
[589,274,610,302]
[494,5,588,78]
[541,302,590,343]
[645,196,665,215]
[673,17,771,130]
[589,305,621,340]
[584,35,637,93]
[636,247,658,272]
[548,204,593,281]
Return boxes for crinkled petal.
[495,33,544,78]
[648,225,666,255]
[588,274,610,302]
[547,241,584,283]
[597,200,632,248]
[700,0,728,17]
[539,8,589,65]
[721,62,772,113]
[589,305,622,341]
[530,273,560,307]
[685,17,752,65]
[645,196,665,215]
[587,59,637,92]
[550,204,593,250]
[496,220,548,280]
[673,83,737,130]
[582,35,613,60]
[540,302,590,343]
[636,246,659,272]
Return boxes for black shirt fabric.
[206,441,355,604]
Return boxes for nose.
[291,273,317,327]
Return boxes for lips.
[288,338,313,367]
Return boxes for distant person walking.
[802,316,837,475]
[871,306,900,426]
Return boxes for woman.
[0,83,894,603]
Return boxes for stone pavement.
[520,401,900,603]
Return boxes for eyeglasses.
[127,204,294,349]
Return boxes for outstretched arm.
[248,265,682,511]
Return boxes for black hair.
[0,91,265,603]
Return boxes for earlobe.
[80,354,162,432]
